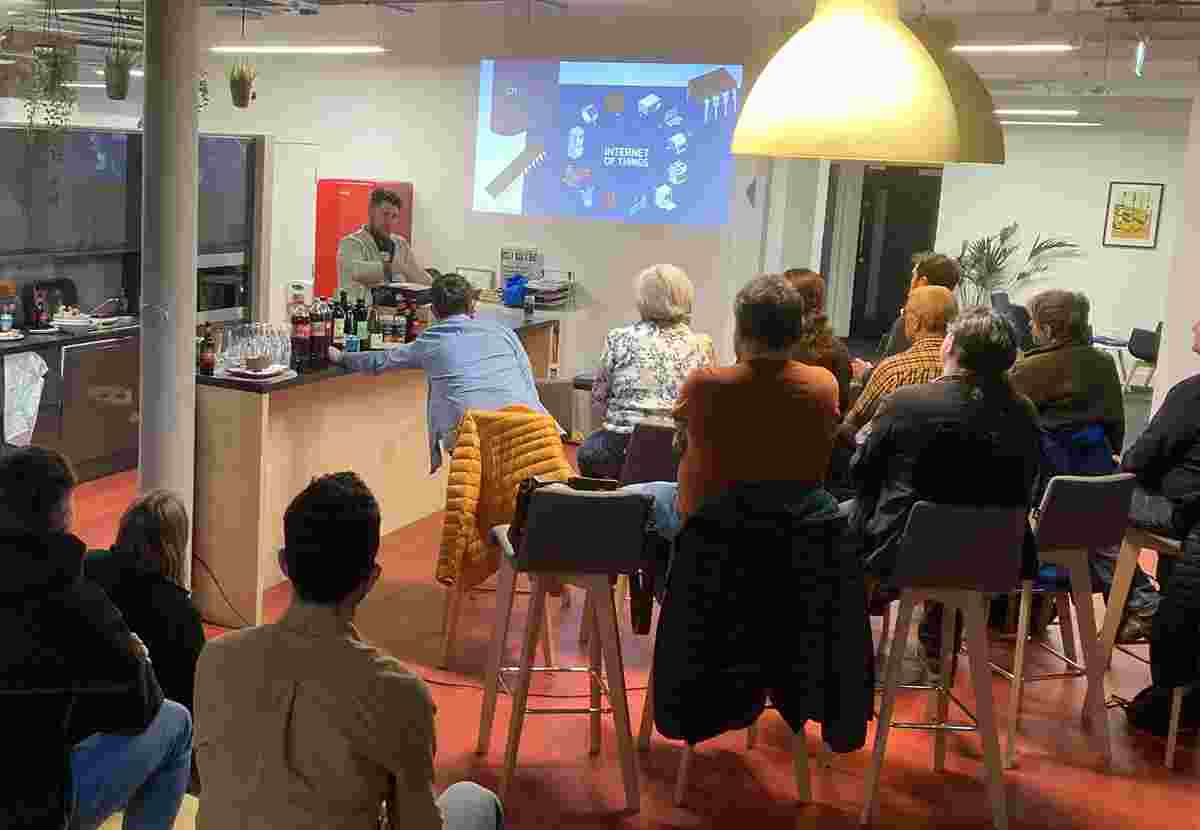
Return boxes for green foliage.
[20,45,78,152]
[957,223,1081,307]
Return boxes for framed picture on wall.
[1103,181,1165,249]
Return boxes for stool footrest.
[498,665,611,703]
[891,721,978,733]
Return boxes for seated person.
[578,264,715,480]
[330,272,553,474]
[624,273,839,543]
[194,472,502,830]
[850,308,1040,670]
[784,268,852,416]
[838,285,958,447]
[85,489,206,713]
[0,447,191,830]
[1009,289,1158,641]
[1121,318,1200,664]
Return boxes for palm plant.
[957,223,1081,307]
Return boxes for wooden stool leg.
[589,596,602,756]
[591,575,640,812]
[793,728,812,804]
[877,602,892,662]
[1068,556,1113,767]
[638,657,655,753]
[499,576,547,802]
[1098,538,1141,669]
[861,595,916,827]
[674,745,693,808]
[964,594,1009,830]
[477,559,518,755]
[817,740,833,769]
[934,605,956,772]
[1005,580,1033,770]
[747,721,758,750]
[439,581,467,670]
[1166,687,1185,770]
[578,591,593,647]
[541,591,559,668]
[1055,593,1077,663]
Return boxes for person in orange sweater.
[623,273,840,541]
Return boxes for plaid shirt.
[845,336,945,430]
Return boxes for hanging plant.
[104,1,140,101]
[21,44,78,141]
[196,70,211,112]
[228,62,257,109]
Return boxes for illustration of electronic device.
[561,164,592,189]
[628,194,648,217]
[666,133,688,155]
[655,184,677,212]
[638,93,663,117]
[662,107,683,129]
[580,186,596,208]
[567,126,585,160]
[486,141,548,198]
[581,104,600,124]
[668,161,689,185]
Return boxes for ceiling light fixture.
[994,108,1079,117]
[64,82,106,89]
[733,0,984,165]
[96,68,143,77]
[999,120,1102,127]
[951,43,1077,54]
[209,44,387,55]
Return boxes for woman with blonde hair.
[85,490,206,713]
[580,264,716,479]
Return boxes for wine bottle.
[368,306,383,350]
[355,298,369,339]
[332,293,346,345]
[309,296,327,369]
[289,291,311,372]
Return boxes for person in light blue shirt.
[329,273,551,473]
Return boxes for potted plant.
[104,15,140,101]
[957,223,1082,308]
[20,43,78,141]
[228,62,256,109]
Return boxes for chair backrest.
[517,483,653,574]
[890,501,1028,592]
[1129,324,1162,363]
[1035,473,1136,552]
[618,419,680,486]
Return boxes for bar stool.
[995,474,1134,769]
[862,502,1027,830]
[1097,526,1192,769]
[475,483,652,810]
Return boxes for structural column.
[140,0,199,589]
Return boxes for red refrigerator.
[314,179,414,300]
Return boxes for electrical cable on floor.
[417,673,648,698]
[192,553,255,628]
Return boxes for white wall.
[935,124,1188,340]
[185,6,788,373]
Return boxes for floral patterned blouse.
[592,320,716,434]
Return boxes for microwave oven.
[198,252,249,324]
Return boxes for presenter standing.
[337,188,431,304]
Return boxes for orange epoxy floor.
[74,469,1196,828]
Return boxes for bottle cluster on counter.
[289,289,423,372]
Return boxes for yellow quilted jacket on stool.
[437,405,574,588]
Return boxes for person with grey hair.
[849,306,1041,676]
[579,264,715,479]
[1011,288,1158,641]
[622,273,840,543]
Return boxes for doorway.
[848,166,943,343]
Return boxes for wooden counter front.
[193,368,448,628]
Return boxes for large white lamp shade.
[732,0,961,164]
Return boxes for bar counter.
[192,308,562,628]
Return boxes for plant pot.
[105,61,131,101]
[229,75,254,109]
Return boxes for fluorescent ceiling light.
[96,68,144,77]
[0,59,14,65]
[952,43,1077,54]
[64,82,106,89]
[209,44,387,55]
[1000,120,1103,127]
[994,108,1078,117]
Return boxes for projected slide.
[472,60,744,227]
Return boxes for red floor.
[75,470,1196,828]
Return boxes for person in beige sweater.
[337,188,431,304]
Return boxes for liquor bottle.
[368,306,384,350]
[354,298,369,340]
[289,291,311,372]
[309,296,328,369]
[198,324,216,376]
[332,292,347,345]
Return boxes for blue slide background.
[472,60,743,227]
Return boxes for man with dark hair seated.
[0,447,192,829]
[624,273,840,543]
[850,307,1041,674]
[194,472,502,830]
[330,272,553,473]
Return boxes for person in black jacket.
[85,489,205,714]
[1120,317,1200,679]
[0,447,192,829]
[850,307,1041,672]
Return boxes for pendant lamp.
[732,0,960,164]
[908,17,1005,164]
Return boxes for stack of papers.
[526,276,573,309]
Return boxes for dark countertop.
[0,324,141,358]
[197,364,357,394]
